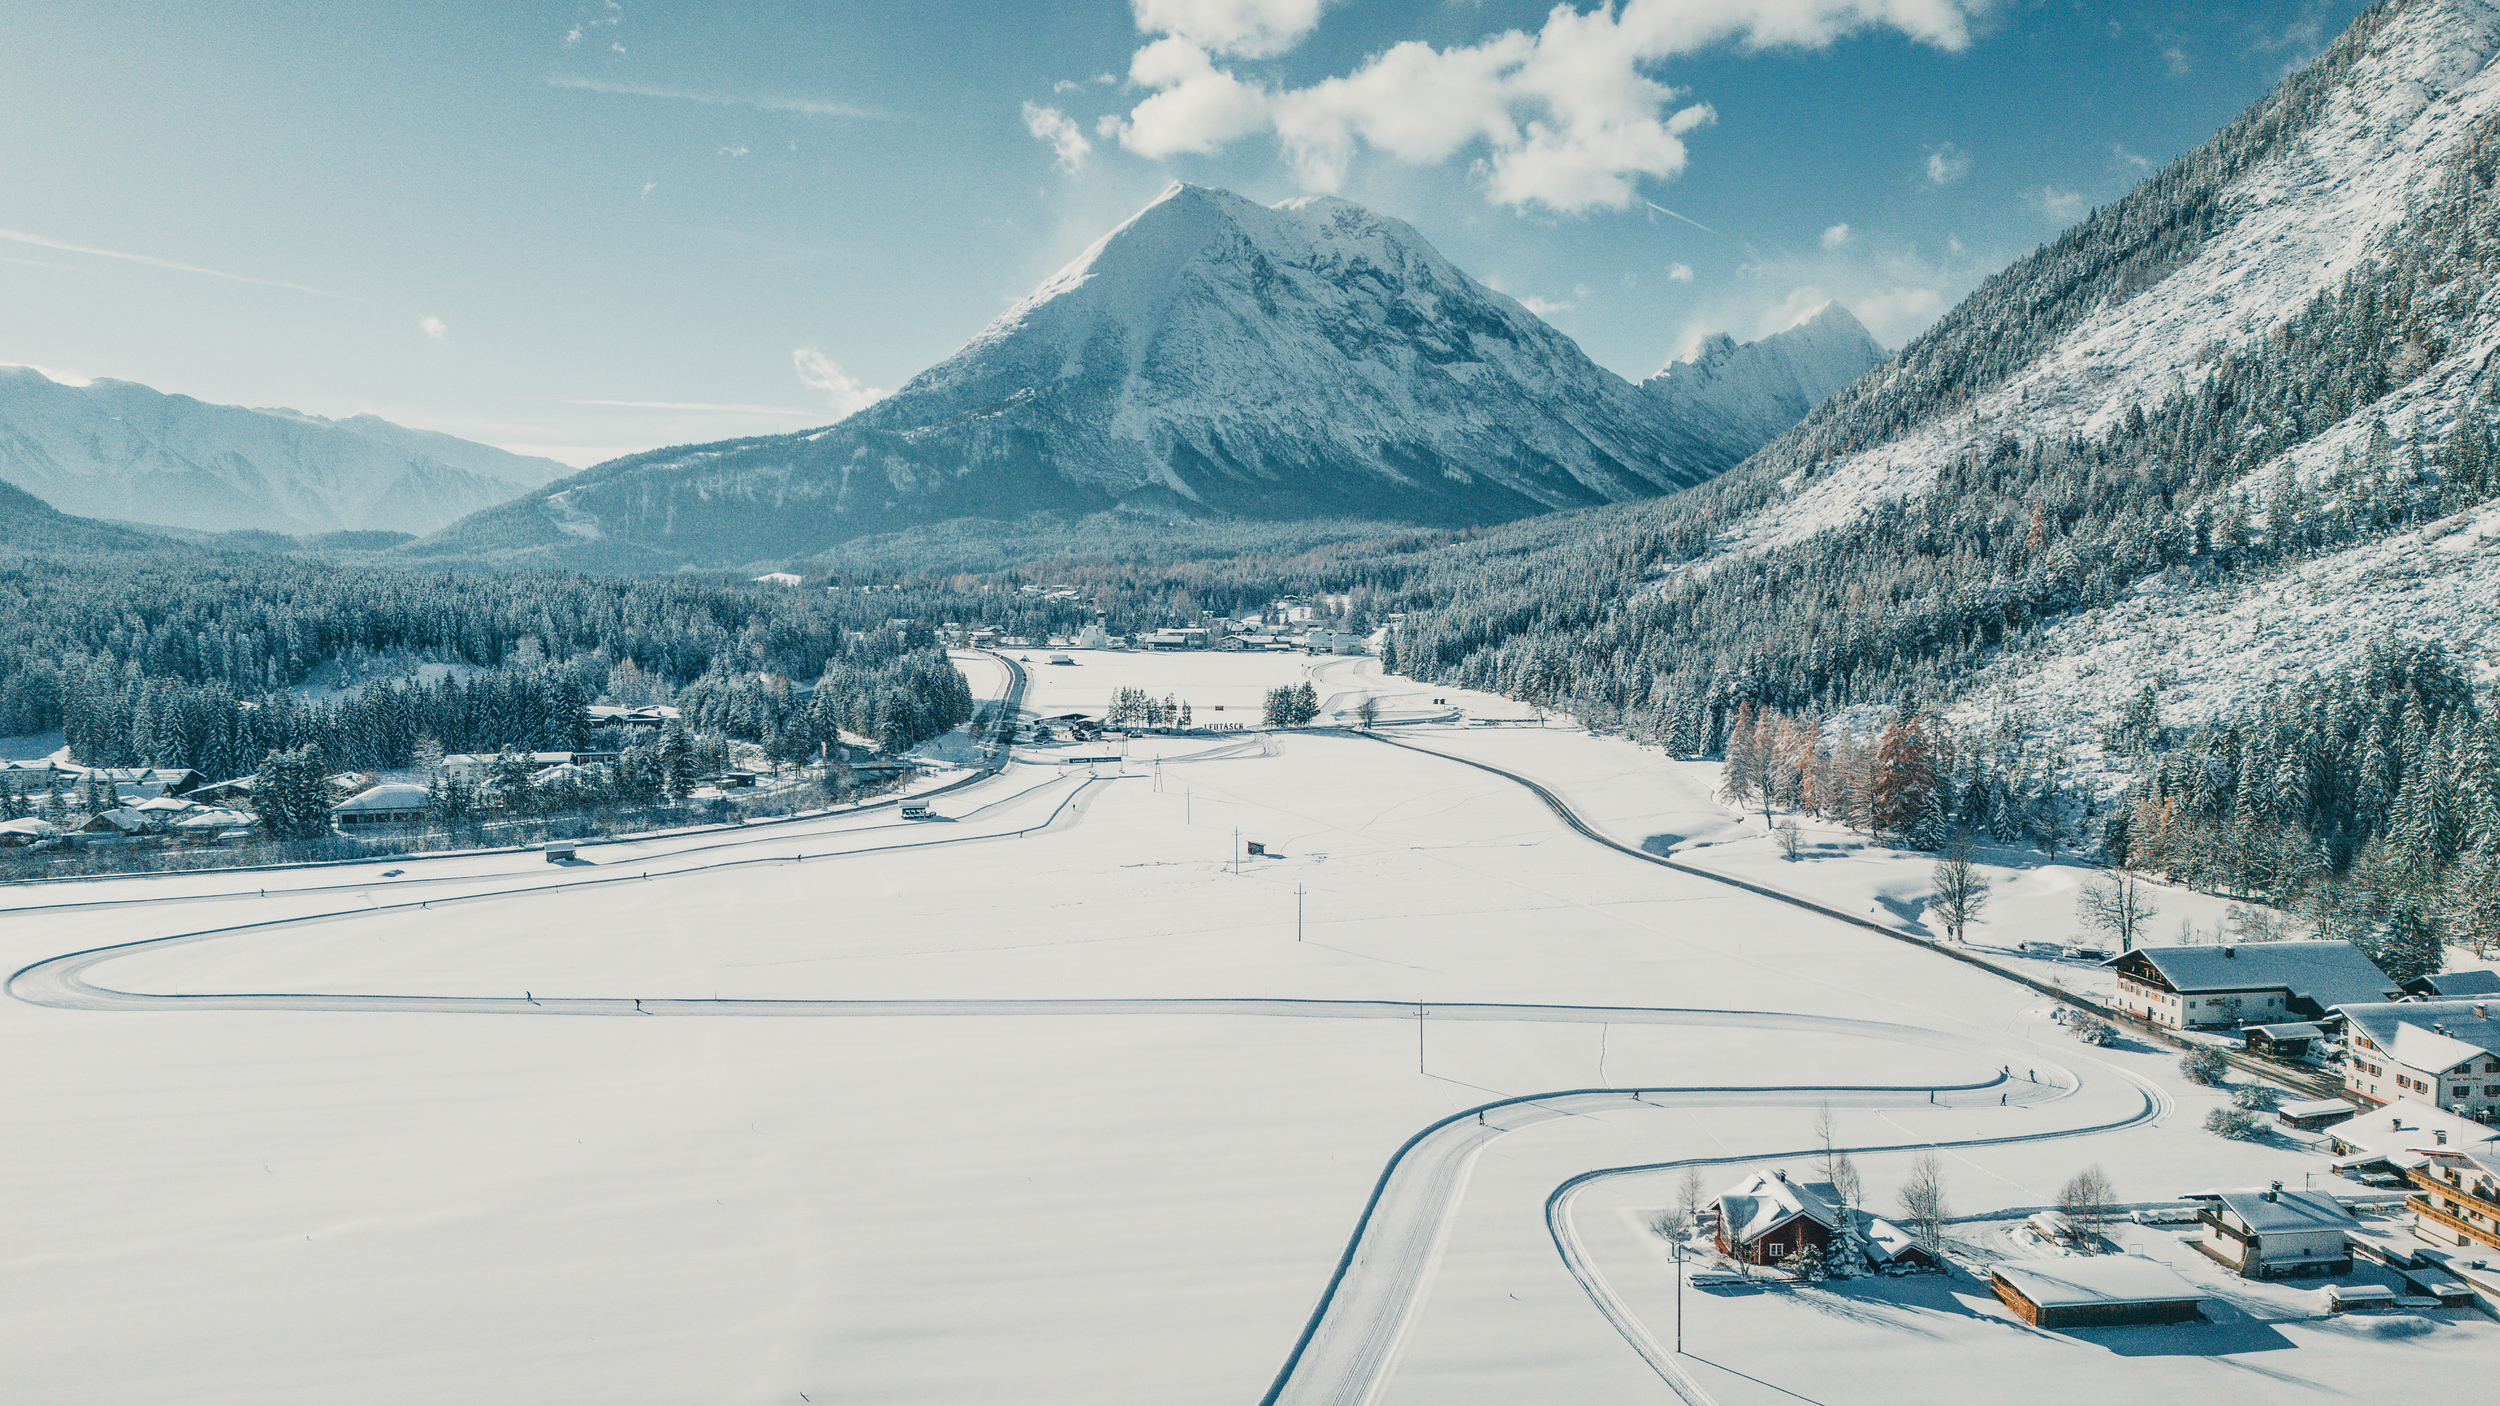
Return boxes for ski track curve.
[8,700,2168,1406]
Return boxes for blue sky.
[3,1,2363,466]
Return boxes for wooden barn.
[1989,1256,2205,1329]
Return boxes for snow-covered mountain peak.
[955,182,1484,384]
[425,183,1862,566]
[1639,302,1887,460]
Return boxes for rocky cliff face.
[1640,304,1886,465]
[0,368,571,536]
[415,184,1812,569]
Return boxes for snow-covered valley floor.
[3,650,2487,1403]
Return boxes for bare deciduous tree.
[2077,870,2158,952]
[1673,1166,1709,1239]
[1931,834,1993,942]
[1775,816,1803,861]
[2055,1165,2117,1252]
[1898,1151,1951,1260]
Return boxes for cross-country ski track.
[5,680,2174,1406]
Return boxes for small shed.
[2326,1283,2397,1312]
[2245,1022,2325,1059]
[0,817,61,847]
[2276,1097,2359,1131]
[900,799,933,820]
[331,783,432,827]
[1988,1256,2206,1328]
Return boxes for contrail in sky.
[1644,201,1716,235]
[0,227,366,302]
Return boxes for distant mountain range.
[408,184,1885,570]
[0,367,574,538]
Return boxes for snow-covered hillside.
[1711,0,2500,566]
[1640,303,1886,465]
[0,367,567,537]
[1676,0,2500,748]
[414,185,1841,570]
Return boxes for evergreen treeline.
[2111,641,2499,979]
[1,551,1008,776]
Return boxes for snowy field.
[4,650,2487,1404]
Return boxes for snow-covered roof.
[331,783,432,813]
[2244,1022,2325,1039]
[0,817,59,837]
[2420,970,2500,997]
[2113,941,2390,1007]
[1989,1256,2204,1309]
[2325,1097,2500,1159]
[2338,1000,2500,1068]
[2213,1187,2358,1234]
[170,807,254,831]
[2275,1097,2359,1120]
[1715,1169,1844,1242]
[1855,1211,1925,1264]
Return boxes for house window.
[2455,1088,2471,1100]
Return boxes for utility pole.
[1416,1004,1426,1073]
[1675,1240,1685,1355]
[1297,882,1304,942]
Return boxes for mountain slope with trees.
[1365,0,2500,963]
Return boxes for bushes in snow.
[2205,1107,2268,1140]
[2068,1012,2118,1046]
[2180,1047,2230,1085]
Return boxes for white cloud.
[1022,102,1094,172]
[1520,293,1575,317]
[1848,284,1944,337]
[792,348,886,420]
[1131,0,1327,58]
[2031,185,2086,222]
[1113,38,1274,158]
[2163,44,2190,75]
[1668,262,1693,282]
[1112,0,1989,213]
[419,315,448,341]
[2109,142,2150,174]
[1054,79,1083,94]
[718,145,750,158]
[640,178,657,200]
[1924,141,1968,186]
[1820,222,1850,249]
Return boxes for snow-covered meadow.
[3,649,2486,1404]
